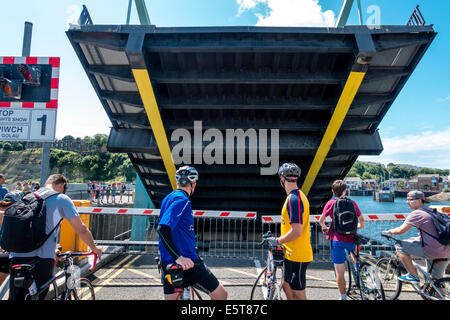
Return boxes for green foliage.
[347,161,449,183]
[46,134,136,182]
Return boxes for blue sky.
[1,1,449,169]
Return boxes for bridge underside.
[67,25,435,215]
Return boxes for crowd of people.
[0,174,41,201]
[87,181,129,205]
[0,163,448,301]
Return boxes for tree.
[2,142,12,151]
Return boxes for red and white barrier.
[261,213,417,224]
[76,207,257,219]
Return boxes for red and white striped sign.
[0,56,60,109]
[76,207,257,219]
[261,213,417,224]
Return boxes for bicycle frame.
[16,252,98,300]
[264,250,283,300]
[345,247,365,296]
[411,260,447,300]
[381,234,447,300]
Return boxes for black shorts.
[0,253,9,274]
[162,259,220,295]
[9,257,55,300]
[283,259,310,291]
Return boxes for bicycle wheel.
[67,278,95,300]
[344,260,354,297]
[250,267,267,300]
[360,263,385,300]
[375,257,402,300]
[421,277,450,300]
[46,281,59,300]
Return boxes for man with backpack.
[383,190,450,282]
[318,179,365,300]
[1,174,102,300]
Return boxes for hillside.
[0,149,42,183]
[0,148,136,184]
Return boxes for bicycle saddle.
[11,259,40,271]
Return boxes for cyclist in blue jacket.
[157,166,227,300]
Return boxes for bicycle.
[343,235,385,300]
[376,234,449,300]
[250,231,285,300]
[11,251,98,300]
[155,256,209,300]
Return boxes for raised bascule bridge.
[67,12,435,218]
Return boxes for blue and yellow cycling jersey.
[280,189,313,263]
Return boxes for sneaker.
[398,273,420,283]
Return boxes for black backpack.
[419,207,450,246]
[333,197,358,235]
[0,189,61,253]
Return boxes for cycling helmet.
[175,166,199,185]
[278,163,301,182]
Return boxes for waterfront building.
[344,177,363,190]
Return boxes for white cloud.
[436,95,450,103]
[236,0,335,27]
[359,127,450,169]
[380,127,450,156]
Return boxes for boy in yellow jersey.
[275,163,313,300]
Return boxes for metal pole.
[357,0,364,25]
[22,22,50,186]
[335,0,355,28]
[126,0,132,25]
[21,22,51,185]
[22,22,33,56]
[134,0,151,25]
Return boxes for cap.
[407,190,429,203]
[3,191,24,203]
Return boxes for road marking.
[127,268,161,282]
[306,274,338,287]
[94,255,141,294]
[224,267,258,278]
[91,254,134,286]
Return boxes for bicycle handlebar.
[258,231,280,248]
[381,233,401,244]
[56,251,99,272]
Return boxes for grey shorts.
[396,240,449,279]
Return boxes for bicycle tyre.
[250,267,267,300]
[375,257,402,300]
[360,262,385,300]
[67,278,95,300]
[420,277,450,300]
[344,260,353,297]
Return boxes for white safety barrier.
[77,207,258,259]
[259,213,425,262]
[76,207,257,219]
[261,213,414,224]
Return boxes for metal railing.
[78,207,414,262]
[78,207,259,259]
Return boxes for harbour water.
[345,196,450,244]
[350,196,450,214]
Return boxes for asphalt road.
[87,253,422,300]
